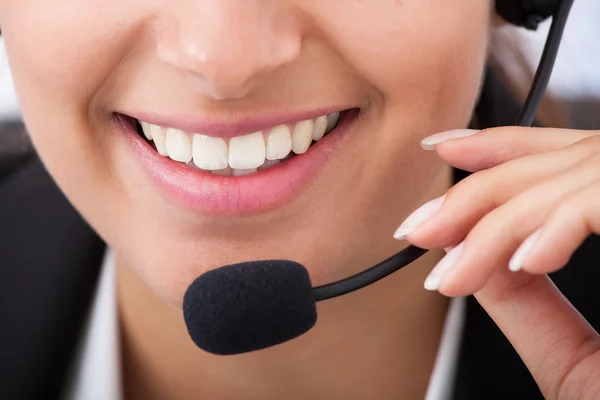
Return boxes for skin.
[0,0,516,398]
[408,127,600,400]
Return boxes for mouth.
[115,107,359,215]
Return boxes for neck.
[118,166,453,400]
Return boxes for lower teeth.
[205,157,287,176]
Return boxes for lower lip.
[116,110,358,216]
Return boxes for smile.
[135,111,341,176]
[116,107,359,215]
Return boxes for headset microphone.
[183,0,574,355]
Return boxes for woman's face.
[0,1,492,306]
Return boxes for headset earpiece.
[496,0,562,29]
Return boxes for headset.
[497,0,563,30]
[181,0,576,356]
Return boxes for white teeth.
[266,125,292,160]
[139,110,342,174]
[139,121,153,140]
[150,124,168,156]
[166,128,193,162]
[232,168,257,176]
[311,116,328,141]
[326,112,340,133]
[228,131,266,169]
[292,119,314,154]
[192,134,229,170]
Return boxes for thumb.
[475,270,600,399]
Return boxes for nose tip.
[156,6,302,101]
[190,38,300,100]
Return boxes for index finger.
[431,127,600,172]
[474,269,600,399]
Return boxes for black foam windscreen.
[183,260,317,355]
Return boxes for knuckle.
[554,197,581,222]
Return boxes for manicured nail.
[509,229,542,272]
[424,242,465,291]
[393,195,446,240]
[421,129,479,150]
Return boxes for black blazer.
[2,70,600,400]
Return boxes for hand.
[395,126,600,400]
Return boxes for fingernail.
[424,242,465,291]
[421,129,479,150]
[393,195,446,240]
[509,229,542,272]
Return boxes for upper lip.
[121,106,353,138]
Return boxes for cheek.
[4,19,188,284]
[0,1,151,156]
[323,0,491,126]
[323,0,491,189]
[0,3,187,298]
[0,1,152,217]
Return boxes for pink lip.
[116,110,358,216]
[124,107,349,139]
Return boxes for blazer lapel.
[0,156,105,400]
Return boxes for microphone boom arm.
[312,245,428,301]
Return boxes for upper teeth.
[138,112,341,175]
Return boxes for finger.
[436,152,600,297]
[405,136,600,250]
[519,183,600,275]
[474,271,600,400]
[430,127,600,172]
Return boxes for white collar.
[425,292,466,400]
[64,249,122,400]
[65,248,465,400]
